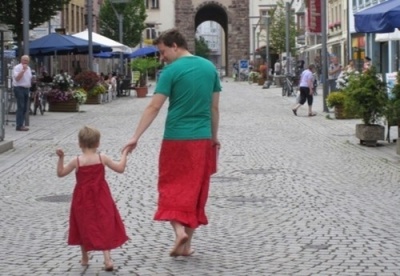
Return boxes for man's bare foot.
[169,232,188,257]
[181,248,195,256]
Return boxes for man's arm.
[123,93,167,152]
[211,92,220,146]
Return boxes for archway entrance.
[175,0,249,77]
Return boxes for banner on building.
[386,72,397,99]
[307,0,321,33]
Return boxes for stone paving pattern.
[0,80,399,276]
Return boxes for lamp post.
[23,0,30,126]
[109,0,129,76]
[263,15,270,88]
[87,0,93,71]
[252,25,257,62]
[282,0,295,76]
[321,0,329,112]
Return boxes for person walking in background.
[328,55,342,93]
[274,60,281,76]
[123,28,221,257]
[292,64,316,117]
[345,59,356,73]
[363,56,371,73]
[56,126,129,272]
[12,55,32,131]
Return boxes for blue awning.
[129,46,158,58]
[354,0,400,33]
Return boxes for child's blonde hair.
[78,126,101,148]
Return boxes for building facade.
[350,0,398,75]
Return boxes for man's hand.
[123,137,138,153]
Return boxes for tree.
[195,36,210,59]
[0,0,71,54]
[99,0,146,47]
[268,0,297,56]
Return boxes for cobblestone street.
[0,79,399,276]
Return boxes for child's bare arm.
[102,149,129,173]
[56,149,76,177]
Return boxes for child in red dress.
[56,126,129,271]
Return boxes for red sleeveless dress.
[68,155,129,251]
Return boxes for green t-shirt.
[155,55,222,140]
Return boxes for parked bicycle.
[282,74,299,97]
[31,84,48,115]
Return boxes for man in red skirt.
[124,28,221,257]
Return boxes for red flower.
[74,71,100,92]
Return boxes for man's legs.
[170,221,188,256]
[14,87,29,130]
[329,79,337,93]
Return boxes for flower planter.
[334,105,346,119]
[85,94,102,104]
[48,99,79,112]
[258,77,266,86]
[136,86,148,98]
[355,124,385,147]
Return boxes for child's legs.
[80,246,89,265]
[103,250,112,265]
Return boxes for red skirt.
[154,139,216,228]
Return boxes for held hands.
[123,137,138,154]
[56,149,65,158]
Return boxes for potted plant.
[74,71,105,104]
[343,66,388,146]
[248,71,260,83]
[130,57,160,97]
[326,92,347,119]
[384,71,400,151]
[47,72,84,112]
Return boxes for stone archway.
[175,0,249,76]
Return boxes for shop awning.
[375,29,400,42]
[354,0,400,33]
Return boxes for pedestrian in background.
[328,55,342,93]
[123,28,221,257]
[56,126,129,272]
[363,56,372,73]
[12,55,32,131]
[292,64,316,117]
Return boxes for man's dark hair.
[153,28,188,50]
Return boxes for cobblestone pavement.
[1,80,399,276]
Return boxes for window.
[145,25,157,39]
[151,0,159,9]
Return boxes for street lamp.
[109,0,129,76]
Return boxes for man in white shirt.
[291,64,316,117]
[12,55,32,131]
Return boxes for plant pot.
[334,105,346,119]
[136,86,148,98]
[48,99,79,112]
[355,124,385,147]
[258,77,265,86]
[86,94,102,104]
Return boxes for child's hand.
[56,149,64,157]
[122,148,130,156]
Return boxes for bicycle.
[31,84,48,115]
[282,74,299,97]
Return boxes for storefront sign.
[307,0,321,33]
